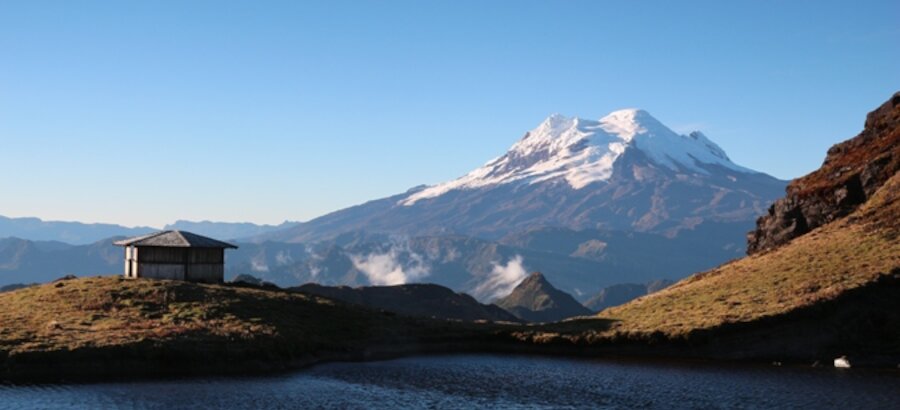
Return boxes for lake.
[1,354,898,409]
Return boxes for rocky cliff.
[747,92,900,254]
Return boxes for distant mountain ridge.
[0,215,297,245]
[0,215,154,245]
[0,230,700,303]
[164,220,299,241]
[293,282,518,322]
[226,230,741,303]
[583,279,674,312]
[0,237,121,284]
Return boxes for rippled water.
[1,354,898,409]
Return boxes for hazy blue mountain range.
[0,227,726,304]
[0,237,123,284]
[0,215,154,245]
[0,215,298,245]
[163,220,299,241]
[583,279,675,312]
[230,228,752,302]
[293,282,519,322]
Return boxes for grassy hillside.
[498,171,900,365]
[599,171,899,336]
[0,276,501,380]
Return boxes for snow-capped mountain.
[261,109,786,245]
[403,109,751,205]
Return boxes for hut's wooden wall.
[183,264,224,283]
[126,247,225,283]
[137,247,224,264]
[138,263,186,281]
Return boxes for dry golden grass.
[597,172,900,337]
[499,173,900,350]
[0,276,489,360]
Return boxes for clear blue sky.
[1,1,897,227]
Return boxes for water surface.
[1,354,898,409]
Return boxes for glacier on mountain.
[401,109,754,205]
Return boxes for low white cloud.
[275,250,293,266]
[473,255,528,301]
[350,246,430,286]
[250,254,269,273]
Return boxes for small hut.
[114,231,238,283]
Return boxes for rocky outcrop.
[747,92,900,254]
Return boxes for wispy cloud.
[473,255,528,301]
[250,253,269,272]
[350,244,430,286]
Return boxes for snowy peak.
[598,108,665,141]
[401,108,754,205]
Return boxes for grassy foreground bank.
[0,276,509,381]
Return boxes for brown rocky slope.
[748,91,900,254]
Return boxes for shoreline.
[4,335,898,384]
[2,274,898,384]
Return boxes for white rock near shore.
[834,356,851,368]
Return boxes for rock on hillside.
[293,283,519,322]
[495,272,592,322]
[748,92,900,254]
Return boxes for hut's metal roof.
[114,230,238,249]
